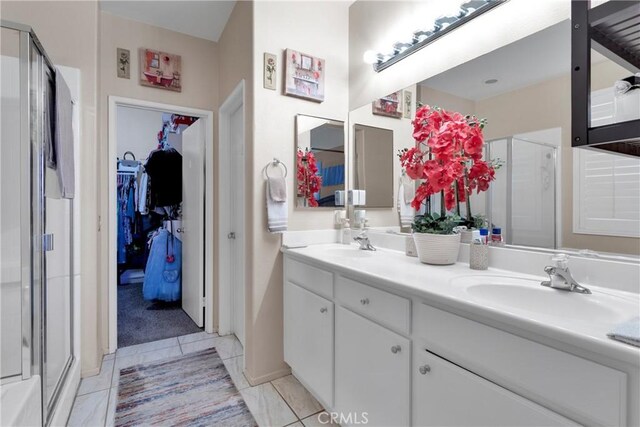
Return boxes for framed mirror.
[347,18,640,257]
[295,114,345,208]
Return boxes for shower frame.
[1,20,76,425]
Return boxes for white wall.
[116,106,164,160]
[247,0,350,384]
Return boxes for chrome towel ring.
[264,158,288,179]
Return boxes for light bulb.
[363,50,379,65]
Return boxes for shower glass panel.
[487,138,557,249]
[511,138,556,248]
[1,26,23,381]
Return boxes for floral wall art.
[117,48,130,79]
[264,52,277,90]
[139,48,182,92]
[284,48,325,102]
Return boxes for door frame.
[107,96,215,353]
[217,81,245,338]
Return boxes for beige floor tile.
[105,387,118,427]
[301,411,341,427]
[222,355,251,390]
[67,389,109,427]
[181,334,243,359]
[177,331,218,345]
[240,382,297,427]
[116,337,178,358]
[77,358,114,396]
[272,375,323,419]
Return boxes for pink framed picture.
[139,48,182,92]
[284,48,325,103]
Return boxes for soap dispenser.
[341,219,351,245]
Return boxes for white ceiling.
[99,0,236,42]
[420,20,593,101]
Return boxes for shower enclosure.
[1,21,76,426]
[486,135,558,249]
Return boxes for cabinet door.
[413,348,579,426]
[284,281,334,406]
[335,306,410,427]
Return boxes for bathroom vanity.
[282,244,640,427]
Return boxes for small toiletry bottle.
[479,228,489,245]
[490,227,504,246]
[341,219,351,245]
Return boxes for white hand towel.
[268,176,287,202]
[398,180,415,229]
[55,69,75,199]
[267,180,288,233]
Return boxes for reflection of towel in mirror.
[267,179,288,233]
[398,178,415,229]
[268,176,287,202]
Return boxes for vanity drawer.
[417,303,627,426]
[284,258,333,299]
[336,276,410,334]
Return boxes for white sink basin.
[450,275,636,323]
[327,247,375,258]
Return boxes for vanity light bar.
[370,0,507,73]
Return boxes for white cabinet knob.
[419,365,431,375]
[391,345,401,354]
[360,298,370,305]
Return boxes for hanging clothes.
[144,148,182,208]
[117,173,136,263]
[143,227,182,302]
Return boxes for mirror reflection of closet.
[295,114,345,208]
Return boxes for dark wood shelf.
[571,0,640,157]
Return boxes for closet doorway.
[108,97,214,352]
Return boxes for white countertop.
[283,243,640,367]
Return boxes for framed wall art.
[117,48,130,79]
[139,48,182,92]
[372,91,402,119]
[284,48,325,102]
[264,52,277,90]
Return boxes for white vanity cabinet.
[282,253,634,427]
[283,259,335,407]
[334,306,411,427]
[412,346,577,426]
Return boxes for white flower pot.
[413,232,461,265]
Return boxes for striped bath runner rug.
[114,348,257,426]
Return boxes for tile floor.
[67,332,337,427]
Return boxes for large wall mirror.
[348,18,640,256]
[295,114,345,208]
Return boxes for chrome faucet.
[353,230,376,251]
[541,254,591,294]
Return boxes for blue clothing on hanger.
[143,228,182,302]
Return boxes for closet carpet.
[118,283,202,348]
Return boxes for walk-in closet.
[115,106,203,347]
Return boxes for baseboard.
[81,366,100,378]
[244,366,291,386]
[49,358,80,426]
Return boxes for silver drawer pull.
[391,345,401,354]
[419,365,431,375]
[320,307,328,313]
[360,298,370,305]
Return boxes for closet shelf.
[589,0,640,70]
